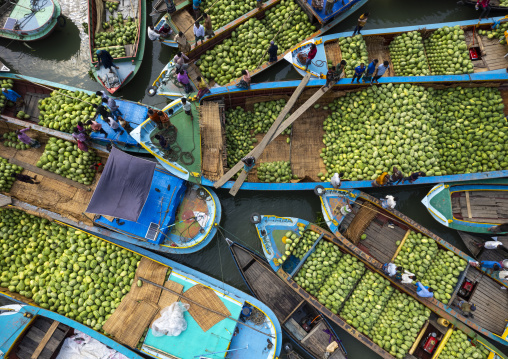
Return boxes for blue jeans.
[112,108,122,118]
[305,58,312,71]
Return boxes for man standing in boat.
[164,0,176,13]
[175,31,191,53]
[95,50,119,74]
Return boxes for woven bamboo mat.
[130,257,168,302]
[150,280,184,326]
[181,285,231,332]
[365,36,394,77]
[200,102,223,181]
[324,40,342,67]
[290,108,327,181]
[344,202,378,245]
[102,297,159,347]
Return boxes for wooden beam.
[0,194,12,207]
[281,299,306,325]
[9,159,91,192]
[31,321,59,359]
[391,229,411,262]
[465,191,473,219]
[215,73,312,189]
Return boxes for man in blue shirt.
[363,59,378,83]
[416,282,434,298]
[352,63,366,83]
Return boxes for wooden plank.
[31,321,59,359]
[465,191,472,219]
[281,299,305,324]
[215,73,312,189]
[8,158,91,191]
[391,229,411,262]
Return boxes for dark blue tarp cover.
[86,147,156,221]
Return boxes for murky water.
[0,0,505,357]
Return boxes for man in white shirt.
[181,98,193,120]
[372,60,389,84]
[147,25,161,41]
[477,238,508,251]
[401,270,416,284]
[193,21,205,45]
[331,172,341,188]
[382,262,402,277]
[381,195,396,209]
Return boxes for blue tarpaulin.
[86,147,156,221]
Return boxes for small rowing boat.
[0,204,281,359]
[458,230,508,261]
[422,179,508,234]
[228,240,348,359]
[252,214,508,358]
[0,0,62,41]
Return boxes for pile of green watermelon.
[279,226,311,262]
[389,31,430,76]
[2,131,31,150]
[0,208,142,331]
[0,157,23,192]
[320,83,507,181]
[199,0,315,85]
[424,25,472,75]
[200,0,257,29]
[93,14,138,59]
[316,252,365,314]
[105,0,119,14]
[393,231,437,279]
[256,161,295,182]
[371,292,431,358]
[0,79,13,110]
[478,22,508,44]
[338,35,369,77]
[38,89,100,133]
[341,272,394,336]
[439,330,489,359]
[36,138,100,185]
[253,100,290,135]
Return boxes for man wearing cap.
[1,87,23,106]
[96,49,119,73]
[457,300,476,318]
[268,41,278,63]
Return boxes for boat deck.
[171,7,195,47]
[364,36,395,76]
[451,191,508,224]
[465,30,508,73]
[2,79,51,121]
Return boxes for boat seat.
[15,317,71,359]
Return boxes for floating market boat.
[285,17,508,80]
[228,240,348,359]
[459,0,508,11]
[422,179,508,234]
[150,0,368,97]
[315,187,508,335]
[0,73,150,153]
[458,230,508,261]
[133,75,508,190]
[0,0,62,41]
[87,0,146,93]
[0,294,143,359]
[251,215,508,358]
[0,205,281,359]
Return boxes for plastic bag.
[151,302,190,337]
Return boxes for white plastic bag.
[151,302,190,337]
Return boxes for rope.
[312,59,327,67]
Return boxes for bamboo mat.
[181,285,231,332]
[200,102,224,181]
[129,257,168,302]
[150,280,185,326]
[344,202,378,245]
[324,40,342,67]
[102,297,159,347]
[365,36,394,77]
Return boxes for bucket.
[437,318,450,327]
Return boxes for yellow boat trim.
[431,326,454,359]
[477,338,505,359]
[427,184,444,196]
[428,207,448,223]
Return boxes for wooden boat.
[133,75,508,190]
[0,204,282,359]
[87,0,146,93]
[151,0,368,96]
[0,0,62,41]
[0,294,143,359]
[252,215,508,358]
[0,61,9,72]
[285,17,508,80]
[0,73,150,153]
[458,230,508,260]
[228,240,348,359]
[316,187,508,343]
[0,130,221,255]
[459,0,508,11]
[422,179,508,234]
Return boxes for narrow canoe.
[0,0,62,41]
[132,75,508,189]
[0,73,150,153]
[228,240,348,359]
[0,204,282,359]
[87,0,146,94]
[317,187,508,343]
[457,230,508,260]
[0,294,143,359]
[252,215,508,358]
[422,179,508,234]
[285,17,508,80]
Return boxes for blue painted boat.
[421,179,508,234]
[0,0,62,41]
[252,214,508,358]
[133,75,508,190]
[284,17,508,80]
[0,203,282,359]
[0,73,150,153]
[0,294,143,359]
[228,239,348,359]
[316,187,508,343]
